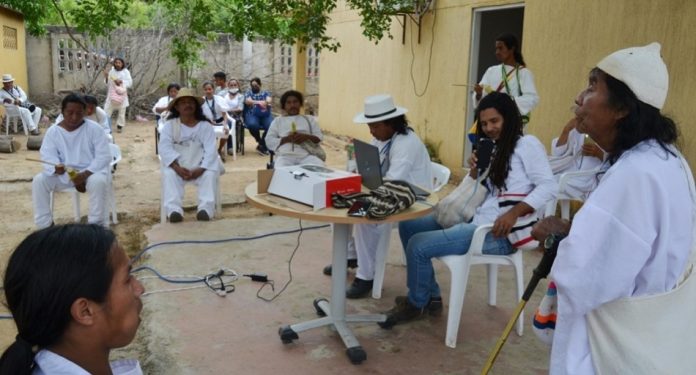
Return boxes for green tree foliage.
[0,0,415,65]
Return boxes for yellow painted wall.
[524,0,696,167]
[321,0,696,173]
[0,7,28,93]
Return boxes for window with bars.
[307,47,320,78]
[3,26,17,49]
[280,45,293,75]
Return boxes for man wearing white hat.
[532,43,694,374]
[1,74,42,135]
[336,94,433,298]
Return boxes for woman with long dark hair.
[380,92,556,327]
[0,224,144,374]
[102,57,132,133]
[532,43,693,374]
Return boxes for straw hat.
[596,42,668,110]
[167,87,203,110]
[353,94,408,124]
[2,74,14,83]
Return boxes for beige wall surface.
[321,0,696,173]
[524,0,696,167]
[0,8,28,94]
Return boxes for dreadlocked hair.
[475,92,523,190]
[595,68,679,165]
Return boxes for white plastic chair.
[544,168,601,219]
[431,162,451,192]
[158,155,223,223]
[436,215,538,348]
[49,144,121,225]
[4,105,28,136]
[371,163,452,298]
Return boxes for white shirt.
[201,95,229,124]
[33,349,143,375]
[265,115,323,158]
[158,118,219,173]
[549,128,604,199]
[472,135,558,226]
[152,95,174,116]
[379,129,433,190]
[473,64,539,116]
[224,92,245,114]
[0,84,29,104]
[40,120,112,183]
[105,68,133,107]
[549,140,693,375]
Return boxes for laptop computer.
[353,139,431,197]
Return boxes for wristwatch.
[543,233,566,250]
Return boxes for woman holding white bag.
[379,92,557,327]
[102,57,132,134]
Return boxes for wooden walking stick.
[480,237,561,375]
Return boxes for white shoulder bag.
[586,153,696,375]
[434,169,489,228]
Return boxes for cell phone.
[347,200,372,217]
[476,137,496,172]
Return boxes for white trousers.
[31,106,42,128]
[274,155,324,168]
[15,106,38,131]
[32,172,110,229]
[354,223,392,281]
[162,167,218,217]
[104,101,127,128]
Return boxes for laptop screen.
[353,139,383,190]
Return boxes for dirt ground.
[0,119,368,352]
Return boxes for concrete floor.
[132,215,551,374]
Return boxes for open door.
[463,4,525,166]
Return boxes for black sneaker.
[196,210,210,221]
[323,259,358,276]
[378,298,427,329]
[394,295,443,316]
[117,125,123,133]
[346,277,373,299]
[169,212,183,223]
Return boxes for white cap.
[596,42,668,109]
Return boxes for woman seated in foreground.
[0,224,145,374]
[380,92,557,327]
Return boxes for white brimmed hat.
[596,42,668,109]
[353,94,408,124]
[167,87,204,110]
[2,74,14,83]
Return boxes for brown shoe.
[394,295,443,316]
[378,297,427,329]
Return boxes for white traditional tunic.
[549,140,693,375]
[152,95,174,132]
[104,67,133,129]
[0,85,41,130]
[355,129,434,281]
[158,118,219,217]
[32,119,111,228]
[472,135,558,226]
[201,95,229,139]
[265,115,324,167]
[33,349,143,375]
[472,64,539,118]
[548,128,604,200]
